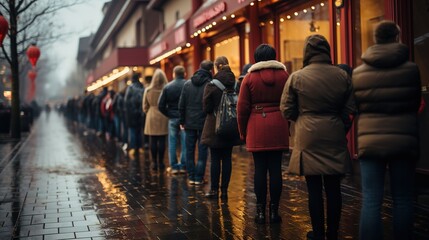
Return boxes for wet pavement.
[0,111,428,240]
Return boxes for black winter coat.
[158,78,186,119]
[124,81,144,128]
[201,68,242,148]
[179,69,212,130]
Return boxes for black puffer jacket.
[353,43,421,159]
[158,77,186,119]
[124,81,144,128]
[179,69,212,130]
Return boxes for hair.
[238,63,252,80]
[374,20,400,44]
[200,60,214,71]
[173,65,185,78]
[214,56,229,71]
[132,72,141,82]
[254,44,276,63]
[148,69,168,90]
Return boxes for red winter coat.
[237,60,289,152]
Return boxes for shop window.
[414,0,429,87]
[278,1,329,73]
[352,0,384,67]
[214,36,240,76]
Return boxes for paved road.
[0,111,428,239]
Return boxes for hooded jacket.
[352,43,420,160]
[179,69,212,130]
[237,60,289,152]
[280,34,356,175]
[124,81,144,128]
[201,67,242,148]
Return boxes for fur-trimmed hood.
[247,60,287,86]
[248,60,286,72]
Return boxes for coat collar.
[248,60,286,72]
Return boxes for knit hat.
[374,21,400,44]
[238,64,252,80]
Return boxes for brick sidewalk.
[0,112,428,239]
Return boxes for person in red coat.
[237,44,289,224]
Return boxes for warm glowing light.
[132,67,138,71]
[186,43,191,47]
[207,47,211,51]
[197,30,201,34]
[303,9,308,13]
[222,16,227,20]
[3,90,11,99]
[311,6,316,10]
[337,22,340,26]
[202,28,206,32]
[294,12,298,16]
[269,20,274,25]
[87,67,130,92]
[216,43,221,47]
[149,47,183,65]
[287,15,291,19]
[126,80,131,85]
[320,3,325,6]
[212,21,217,25]
[194,32,198,36]
[280,18,285,22]
[231,14,235,18]
[205,26,210,30]
[250,2,255,6]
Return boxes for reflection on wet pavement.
[0,111,428,239]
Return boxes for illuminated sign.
[193,2,226,28]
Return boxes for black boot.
[255,204,266,224]
[269,203,282,223]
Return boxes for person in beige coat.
[280,34,356,240]
[143,69,169,171]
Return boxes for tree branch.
[1,44,11,65]
[17,6,50,34]
[17,0,38,15]
[0,3,10,15]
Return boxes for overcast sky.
[46,0,106,87]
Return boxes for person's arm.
[178,83,187,126]
[280,74,299,121]
[340,76,357,133]
[158,88,169,117]
[237,76,251,141]
[142,89,149,113]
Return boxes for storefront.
[149,22,193,80]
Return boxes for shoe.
[205,190,219,199]
[188,180,196,185]
[122,143,128,151]
[269,203,282,224]
[255,204,266,224]
[193,180,204,185]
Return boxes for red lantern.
[0,15,8,46]
[28,70,37,81]
[26,44,41,67]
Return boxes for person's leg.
[305,175,325,240]
[128,128,136,149]
[210,148,221,191]
[253,152,268,224]
[168,119,179,171]
[359,159,386,240]
[185,129,197,182]
[324,175,342,240]
[195,130,208,183]
[389,159,416,239]
[150,136,158,170]
[158,135,166,170]
[179,126,187,171]
[136,128,142,149]
[267,151,283,223]
[220,146,233,194]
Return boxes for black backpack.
[210,79,239,138]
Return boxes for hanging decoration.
[0,15,8,46]
[27,70,37,101]
[26,44,41,67]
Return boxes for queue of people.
[62,20,421,240]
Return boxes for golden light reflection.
[95,166,129,214]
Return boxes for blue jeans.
[359,158,415,240]
[128,127,142,150]
[185,129,208,182]
[168,119,186,170]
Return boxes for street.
[0,111,428,240]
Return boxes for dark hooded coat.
[280,35,356,175]
[352,43,420,160]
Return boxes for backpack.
[210,79,239,138]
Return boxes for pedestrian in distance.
[236,63,252,94]
[158,65,187,174]
[201,56,242,199]
[179,60,213,185]
[143,69,169,171]
[124,72,145,156]
[237,44,290,224]
[352,21,421,240]
[280,34,356,240]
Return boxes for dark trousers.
[210,147,233,191]
[150,135,166,168]
[252,151,283,205]
[305,175,342,240]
